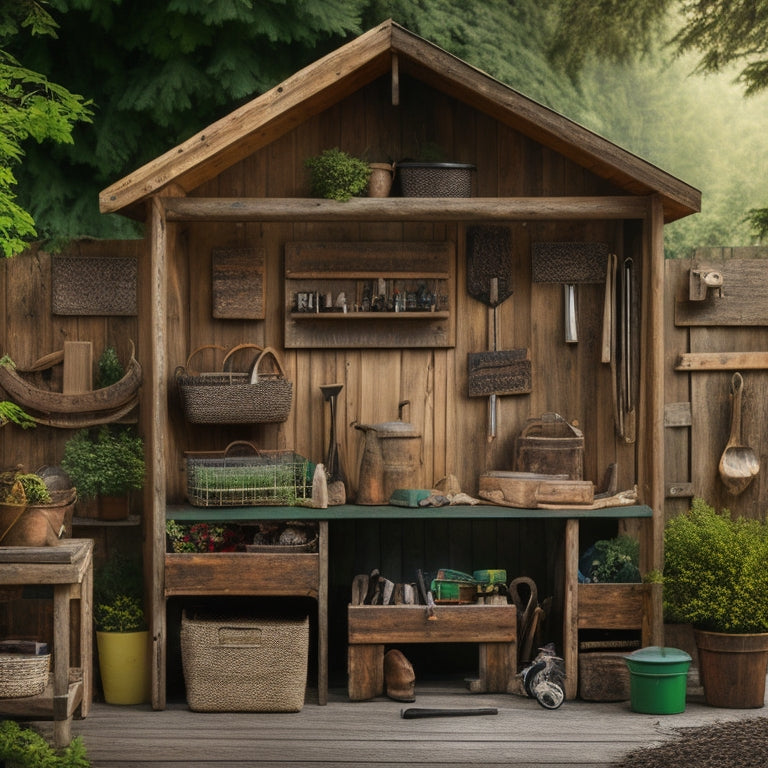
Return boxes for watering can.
[354,400,422,505]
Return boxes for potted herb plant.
[305,147,371,201]
[663,497,768,708]
[61,426,145,520]
[94,554,149,705]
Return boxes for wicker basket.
[180,611,308,712]
[185,443,314,507]
[176,344,293,424]
[397,162,476,197]
[0,653,50,698]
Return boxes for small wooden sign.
[212,247,265,319]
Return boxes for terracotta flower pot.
[368,163,393,197]
[694,629,768,708]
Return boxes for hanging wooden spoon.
[718,372,760,495]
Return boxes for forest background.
[5,0,768,258]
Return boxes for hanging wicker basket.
[176,344,293,424]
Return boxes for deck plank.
[36,683,768,767]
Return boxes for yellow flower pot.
[96,630,150,705]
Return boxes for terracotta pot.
[1,489,76,546]
[367,163,393,197]
[694,628,768,708]
[98,495,130,521]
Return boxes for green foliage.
[586,536,641,583]
[305,148,371,201]
[0,2,92,257]
[663,498,768,633]
[0,719,90,767]
[61,426,145,498]
[8,0,365,240]
[95,346,124,389]
[14,472,51,504]
[93,552,145,632]
[0,355,36,428]
[94,594,145,633]
[94,551,143,605]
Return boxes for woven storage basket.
[176,344,292,424]
[184,443,314,507]
[180,612,309,712]
[397,162,476,197]
[0,653,50,698]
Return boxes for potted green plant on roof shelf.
[93,553,149,705]
[663,497,768,708]
[61,425,145,520]
[305,147,371,201]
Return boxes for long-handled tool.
[401,707,498,719]
[719,372,760,494]
[466,226,530,441]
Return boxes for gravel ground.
[615,717,768,768]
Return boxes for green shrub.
[94,595,146,633]
[95,346,124,389]
[0,720,90,767]
[586,536,640,583]
[663,498,768,633]
[61,426,145,499]
[305,148,370,201]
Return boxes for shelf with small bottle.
[284,241,455,348]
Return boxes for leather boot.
[384,649,415,702]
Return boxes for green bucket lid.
[625,646,691,664]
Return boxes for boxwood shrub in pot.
[663,498,768,707]
[61,426,145,519]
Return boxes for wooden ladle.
[718,372,760,495]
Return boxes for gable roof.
[100,20,700,222]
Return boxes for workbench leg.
[563,518,579,700]
[78,561,93,718]
[318,520,329,705]
[479,642,517,693]
[348,644,384,700]
[53,584,72,749]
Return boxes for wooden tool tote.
[176,343,292,424]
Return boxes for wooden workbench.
[165,504,656,704]
[0,539,93,748]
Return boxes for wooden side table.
[0,539,93,748]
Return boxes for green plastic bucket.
[624,646,691,714]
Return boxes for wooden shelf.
[165,503,653,521]
[289,310,449,320]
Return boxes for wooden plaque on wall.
[52,256,137,316]
[212,247,265,319]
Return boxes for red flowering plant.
[166,520,245,553]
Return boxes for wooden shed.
[9,20,703,710]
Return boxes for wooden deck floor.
[38,681,768,768]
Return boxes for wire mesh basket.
[185,443,315,507]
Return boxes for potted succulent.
[305,147,371,201]
[94,554,149,705]
[663,497,768,708]
[61,426,145,520]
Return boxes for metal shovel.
[718,372,760,495]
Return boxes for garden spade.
[718,372,759,495]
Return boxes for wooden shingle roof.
[100,20,700,222]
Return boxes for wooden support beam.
[162,196,651,222]
[391,53,399,106]
[675,351,768,370]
